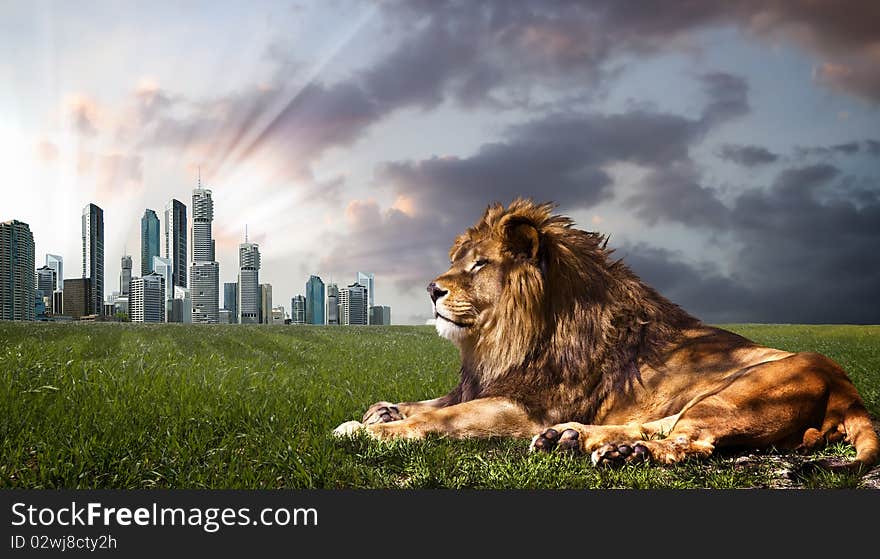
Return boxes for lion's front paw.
[362,401,404,425]
[333,420,366,438]
[590,442,651,467]
[530,426,584,454]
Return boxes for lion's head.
[428,199,696,394]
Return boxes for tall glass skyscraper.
[1,219,35,320]
[190,186,219,323]
[237,242,260,324]
[356,272,375,308]
[164,199,187,290]
[339,283,368,325]
[141,209,160,276]
[82,203,104,316]
[305,275,325,325]
[45,254,63,292]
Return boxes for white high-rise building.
[260,283,272,324]
[339,282,368,325]
[356,272,375,310]
[189,185,219,323]
[291,295,306,324]
[325,283,339,325]
[46,254,63,292]
[130,273,165,323]
[237,241,260,324]
[119,255,132,296]
[153,256,173,322]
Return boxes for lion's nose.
[427,282,448,303]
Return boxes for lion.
[334,199,879,471]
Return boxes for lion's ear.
[500,216,540,262]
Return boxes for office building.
[291,295,306,324]
[260,283,272,324]
[190,262,219,323]
[170,286,191,323]
[305,275,325,325]
[82,203,104,316]
[130,273,165,323]
[356,272,375,310]
[141,209,160,275]
[120,255,132,296]
[62,278,90,319]
[339,282,368,325]
[52,290,63,315]
[0,219,35,320]
[153,256,173,321]
[46,254,63,292]
[164,199,187,290]
[237,241,260,324]
[326,283,339,325]
[190,186,218,323]
[271,306,285,324]
[36,265,55,310]
[370,305,392,326]
[223,282,238,324]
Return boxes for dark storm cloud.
[624,162,880,323]
[795,142,861,159]
[717,144,780,167]
[628,162,730,228]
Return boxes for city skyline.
[3,3,879,324]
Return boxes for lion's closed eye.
[470,258,490,272]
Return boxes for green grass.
[1,322,877,489]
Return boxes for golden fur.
[334,199,879,471]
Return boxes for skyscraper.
[153,256,173,322]
[141,209,160,275]
[305,275,325,325]
[45,254,63,292]
[223,281,238,324]
[190,186,219,323]
[339,283,368,325]
[120,255,132,296]
[325,283,339,325]
[0,220,35,320]
[36,265,55,312]
[164,199,187,290]
[356,272,375,309]
[130,273,165,323]
[82,203,104,316]
[237,241,260,324]
[260,283,272,324]
[170,286,192,324]
[291,295,306,324]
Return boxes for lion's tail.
[843,402,880,472]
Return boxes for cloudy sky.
[2,1,879,324]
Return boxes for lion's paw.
[530,427,583,454]
[333,420,365,438]
[362,402,404,425]
[590,442,651,467]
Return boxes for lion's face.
[429,238,506,344]
[429,203,546,347]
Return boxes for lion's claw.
[531,427,582,454]
[362,401,404,424]
[591,442,651,467]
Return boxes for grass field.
[1,322,878,489]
